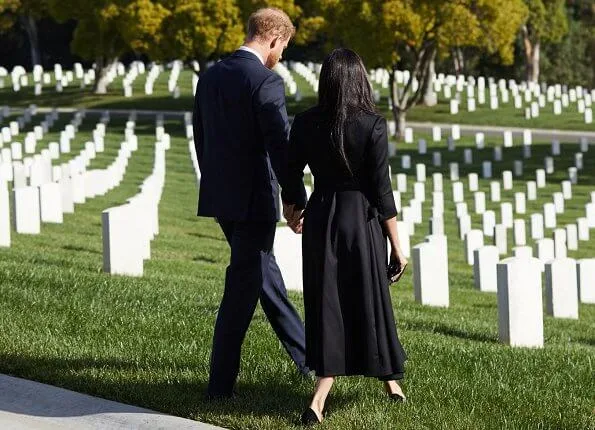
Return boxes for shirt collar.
[238,46,265,65]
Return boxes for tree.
[0,0,48,68]
[150,0,244,75]
[521,0,568,83]
[47,0,170,93]
[314,0,528,138]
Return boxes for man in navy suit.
[193,8,309,398]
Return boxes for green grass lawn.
[0,111,593,429]
[2,68,594,133]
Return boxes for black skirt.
[302,188,407,379]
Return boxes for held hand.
[283,203,300,225]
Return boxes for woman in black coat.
[281,48,409,425]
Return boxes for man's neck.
[242,41,267,64]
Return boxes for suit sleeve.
[254,73,290,188]
[365,116,397,221]
[192,76,204,165]
[280,115,308,209]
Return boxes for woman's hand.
[283,202,304,234]
[389,245,408,281]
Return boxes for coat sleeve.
[254,73,290,187]
[280,114,308,210]
[192,76,204,165]
[365,116,397,221]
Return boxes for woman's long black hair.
[318,48,376,175]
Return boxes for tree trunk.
[389,68,405,140]
[522,26,540,83]
[20,15,40,68]
[423,58,437,106]
[94,57,116,94]
[453,47,465,76]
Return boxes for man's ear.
[270,36,279,50]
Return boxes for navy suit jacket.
[193,50,302,222]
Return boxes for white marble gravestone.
[577,217,589,241]
[414,182,425,202]
[490,181,501,202]
[497,256,543,348]
[494,224,507,255]
[561,181,572,200]
[536,169,546,188]
[429,217,444,235]
[544,203,557,228]
[513,246,533,259]
[416,163,426,182]
[502,171,513,190]
[530,213,544,240]
[468,173,479,192]
[433,152,442,167]
[401,155,411,169]
[418,139,427,155]
[526,181,537,201]
[39,182,63,223]
[473,245,499,292]
[396,173,407,192]
[0,180,10,246]
[450,163,459,181]
[501,203,513,228]
[412,236,449,307]
[534,238,555,267]
[458,214,471,240]
[13,186,40,234]
[273,226,303,291]
[465,229,484,265]
[553,192,565,214]
[102,205,144,277]
[513,219,526,246]
[514,192,526,214]
[483,210,496,237]
[553,228,567,258]
[545,258,578,319]
[565,224,578,251]
[475,192,486,214]
[577,259,595,304]
[452,181,464,203]
[482,161,492,179]
[396,221,411,258]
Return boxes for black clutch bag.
[388,261,407,284]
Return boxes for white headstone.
[501,202,513,228]
[474,191,486,214]
[536,169,546,188]
[513,219,526,246]
[545,258,578,319]
[412,236,449,307]
[544,203,557,228]
[494,224,507,255]
[13,186,40,234]
[0,180,10,246]
[497,256,544,348]
[482,210,496,236]
[565,224,578,251]
[514,192,526,214]
[39,182,63,223]
[482,161,492,179]
[452,181,464,203]
[473,246,499,292]
[502,171,513,190]
[490,181,501,202]
[530,213,544,240]
[416,164,426,182]
[449,163,459,181]
[465,229,484,265]
[553,228,567,258]
[577,217,589,241]
[534,238,555,266]
[577,259,595,303]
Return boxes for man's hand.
[283,203,304,234]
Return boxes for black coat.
[283,107,407,379]
[193,50,304,222]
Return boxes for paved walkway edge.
[0,374,223,430]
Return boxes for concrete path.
[406,121,595,141]
[0,374,224,430]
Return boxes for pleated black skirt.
[302,189,407,379]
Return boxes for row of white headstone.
[0,111,139,245]
[101,120,171,277]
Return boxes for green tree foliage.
[312,0,528,138]
[521,0,568,82]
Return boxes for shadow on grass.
[404,319,498,344]
[62,244,101,255]
[0,352,357,425]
